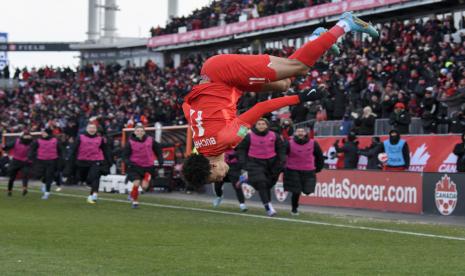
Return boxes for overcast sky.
[0,0,211,68]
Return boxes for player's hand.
[298,86,325,103]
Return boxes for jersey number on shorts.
[189,109,205,137]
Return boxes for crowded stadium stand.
[1,0,465,174]
[4,2,465,274]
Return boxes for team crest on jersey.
[241,183,255,199]
[435,174,458,216]
[274,182,288,202]
[237,126,249,138]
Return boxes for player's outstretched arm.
[238,87,325,126]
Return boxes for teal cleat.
[310,27,340,55]
[311,27,327,37]
[339,12,379,38]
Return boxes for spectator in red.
[389,102,411,134]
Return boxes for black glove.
[297,87,325,103]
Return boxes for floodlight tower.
[102,0,119,42]
[167,0,178,23]
[87,0,99,42]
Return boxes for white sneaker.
[266,209,277,217]
[239,203,248,212]
[213,196,223,208]
[87,195,96,204]
[291,211,300,216]
[268,203,277,214]
[55,187,62,192]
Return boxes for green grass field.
[1,184,465,275]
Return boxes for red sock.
[289,30,340,67]
[131,185,139,201]
[328,25,346,38]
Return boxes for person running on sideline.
[67,123,112,204]
[182,12,379,188]
[3,130,34,196]
[236,118,285,216]
[283,127,324,215]
[29,128,62,200]
[122,124,164,208]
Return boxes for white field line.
[25,189,465,242]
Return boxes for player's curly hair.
[182,153,211,188]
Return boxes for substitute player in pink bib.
[283,127,324,215]
[30,128,62,200]
[3,130,33,197]
[237,118,285,216]
[122,124,164,208]
[67,123,112,204]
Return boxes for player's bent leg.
[268,56,309,80]
[201,54,280,93]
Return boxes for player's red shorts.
[200,54,277,92]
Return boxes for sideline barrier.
[316,134,461,172]
[300,170,422,214]
[211,170,465,216]
[423,173,465,216]
[99,175,141,194]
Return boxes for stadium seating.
[0,16,464,137]
[150,0,331,36]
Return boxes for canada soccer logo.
[435,174,458,216]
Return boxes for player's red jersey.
[183,54,278,157]
[183,82,249,157]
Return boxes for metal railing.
[294,117,450,136]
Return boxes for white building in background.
[0,32,8,70]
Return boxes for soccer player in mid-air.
[182,12,379,188]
